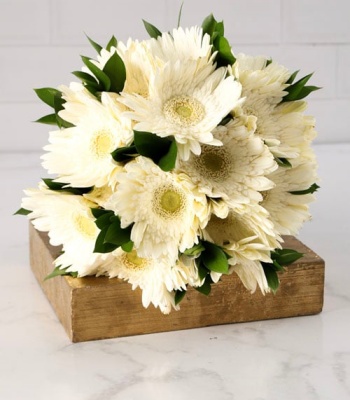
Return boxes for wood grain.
[29,223,325,342]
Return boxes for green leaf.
[34,87,61,108]
[201,241,229,274]
[266,58,273,67]
[289,183,320,195]
[219,113,233,126]
[85,34,103,54]
[94,211,114,229]
[201,14,217,37]
[158,140,177,171]
[286,70,299,85]
[195,275,213,296]
[272,248,303,266]
[272,260,284,272]
[104,219,132,246]
[14,207,31,216]
[121,241,134,252]
[53,92,74,129]
[81,55,111,91]
[262,263,280,293]
[35,114,57,125]
[196,259,209,281]
[177,2,184,28]
[72,71,99,87]
[214,36,236,67]
[106,35,117,51]
[283,73,320,102]
[102,51,126,93]
[134,130,173,165]
[42,178,93,195]
[44,266,77,281]
[275,157,292,168]
[183,242,205,257]
[174,289,187,305]
[84,84,99,97]
[91,208,110,219]
[215,21,224,36]
[143,19,162,39]
[94,226,118,253]
[290,85,321,101]
[111,145,138,162]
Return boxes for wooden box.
[29,223,325,342]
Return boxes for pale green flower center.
[206,213,253,246]
[122,250,148,270]
[163,95,205,127]
[91,130,115,158]
[73,214,97,239]
[153,185,186,219]
[195,146,232,181]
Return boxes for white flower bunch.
[18,15,319,314]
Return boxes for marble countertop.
[1,144,349,400]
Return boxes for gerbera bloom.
[117,39,164,97]
[203,206,281,265]
[177,117,277,210]
[21,183,113,276]
[42,90,133,188]
[261,161,318,235]
[121,59,242,160]
[233,53,289,102]
[98,249,200,314]
[105,156,209,263]
[148,26,212,65]
[232,54,314,159]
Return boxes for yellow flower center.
[73,214,97,239]
[153,185,186,219]
[91,130,115,158]
[195,146,232,181]
[122,250,148,270]
[163,95,205,127]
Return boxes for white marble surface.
[1,144,350,400]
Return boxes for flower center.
[163,96,205,127]
[91,130,115,158]
[73,214,97,239]
[153,185,186,219]
[195,146,232,181]
[122,250,148,270]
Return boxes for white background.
[0,0,349,152]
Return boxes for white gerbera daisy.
[121,60,242,160]
[261,161,318,235]
[148,26,212,65]
[98,248,178,314]
[21,183,112,276]
[203,206,281,264]
[230,259,270,294]
[177,117,277,210]
[98,249,200,314]
[233,53,290,101]
[117,39,164,97]
[105,156,209,263]
[232,54,314,159]
[42,91,133,188]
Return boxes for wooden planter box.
[29,223,325,342]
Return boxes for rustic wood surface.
[29,223,325,343]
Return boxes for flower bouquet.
[18,14,319,315]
